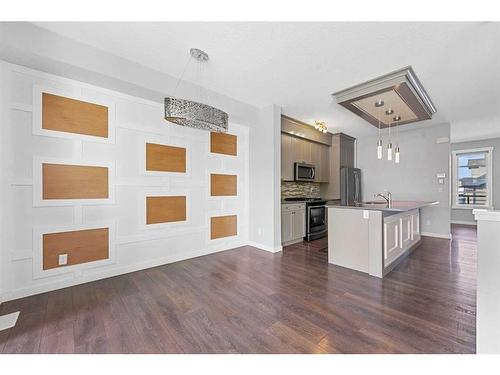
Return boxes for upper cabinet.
[281,133,294,181]
[281,132,330,183]
[280,115,354,186]
[338,134,355,168]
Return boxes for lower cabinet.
[383,209,420,267]
[281,203,306,245]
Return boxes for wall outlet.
[257,228,262,236]
[363,210,369,219]
[58,253,68,266]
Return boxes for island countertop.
[326,200,439,213]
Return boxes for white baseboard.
[0,312,19,331]
[247,241,282,253]
[451,220,477,226]
[421,231,452,239]
[1,241,247,302]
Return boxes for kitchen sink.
[361,201,388,205]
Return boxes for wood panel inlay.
[146,196,186,224]
[42,163,109,200]
[210,132,237,156]
[211,215,237,239]
[146,143,186,173]
[210,174,237,196]
[43,228,109,270]
[42,93,108,137]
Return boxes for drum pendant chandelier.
[164,48,228,132]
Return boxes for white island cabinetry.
[327,200,434,278]
[383,209,420,267]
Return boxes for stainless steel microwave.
[294,162,315,181]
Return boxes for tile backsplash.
[281,181,321,199]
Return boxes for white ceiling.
[33,22,500,138]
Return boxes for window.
[452,147,493,209]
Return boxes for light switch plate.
[58,253,68,266]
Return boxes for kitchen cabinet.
[281,133,294,181]
[292,136,311,164]
[281,132,330,183]
[340,134,355,168]
[383,209,421,267]
[281,203,306,245]
[322,133,356,199]
[317,144,330,183]
[384,215,401,266]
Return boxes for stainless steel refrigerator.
[340,167,362,205]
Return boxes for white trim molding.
[33,156,116,207]
[32,84,116,144]
[247,241,283,253]
[32,221,116,279]
[421,231,452,240]
[138,188,191,231]
[451,220,477,226]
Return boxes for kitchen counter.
[326,200,439,213]
[327,200,437,278]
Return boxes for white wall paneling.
[139,135,192,178]
[32,221,116,279]
[0,61,250,301]
[138,188,191,231]
[32,157,116,207]
[32,84,117,144]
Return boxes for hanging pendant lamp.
[165,48,228,132]
[375,99,384,159]
[394,115,401,163]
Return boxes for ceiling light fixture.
[387,119,393,161]
[314,120,328,133]
[332,66,436,128]
[164,48,228,132]
[394,116,401,164]
[375,100,384,159]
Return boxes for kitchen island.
[326,200,439,277]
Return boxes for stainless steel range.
[283,197,327,241]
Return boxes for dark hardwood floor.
[0,224,477,354]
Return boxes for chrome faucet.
[374,191,392,207]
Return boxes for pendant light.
[387,118,393,161]
[164,48,228,132]
[375,99,384,159]
[394,115,401,163]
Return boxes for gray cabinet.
[281,132,331,183]
[281,133,294,181]
[281,203,306,245]
[322,133,356,199]
[340,135,355,168]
